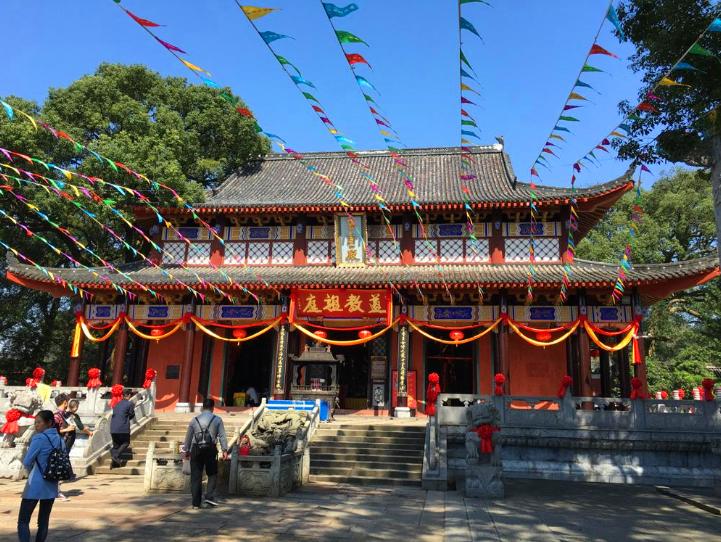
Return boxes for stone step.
[310,440,423,452]
[98,458,146,467]
[94,465,144,475]
[311,466,420,480]
[310,459,422,473]
[312,435,424,445]
[311,451,423,462]
[317,424,424,434]
[309,474,420,487]
[314,430,425,441]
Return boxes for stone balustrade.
[0,381,156,479]
[424,392,721,491]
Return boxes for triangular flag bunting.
[459,17,481,38]
[241,6,276,20]
[589,43,619,58]
[125,9,161,27]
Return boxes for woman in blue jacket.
[18,410,63,542]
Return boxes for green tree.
[577,168,720,392]
[0,63,268,381]
[617,0,721,267]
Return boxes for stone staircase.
[94,418,187,476]
[309,422,425,486]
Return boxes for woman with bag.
[17,410,64,542]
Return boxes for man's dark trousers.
[110,433,130,465]
[190,446,218,507]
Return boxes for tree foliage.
[0,63,268,381]
[578,168,720,393]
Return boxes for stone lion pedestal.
[464,402,503,499]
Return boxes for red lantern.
[232,328,248,339]
[449,330,464,342]
[536,330,553,342]
[358,329,372,340]
[150,328,164,338]
[314,330,328,340]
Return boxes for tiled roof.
[7,256,717,292]
[198,146,631,210]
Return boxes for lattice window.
[224,243,246,265]
[466,239,490,262]
[247,242,270,264]
[534,238,560,262]
[271,242,294,265]
[505,238,530,262]
[414,240,436,263]
[440,239,464,263]
[162,242,186,265]
[375,240,400,263]
[307,241,331,264]
[187,243,211,265]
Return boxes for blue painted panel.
[177,227,200,239]
[433,307,473,320]
[437,224,464,237]
[249,227,271,239]
[599,307,621,321]
[94,306,112,318]
[528,307,556,321]
[148,306,169,319]
[518,223,544,236]
[220,306,255,319]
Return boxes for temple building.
[6,145,719,413]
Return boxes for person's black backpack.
[192,416,216,456]
[37,433,75,482]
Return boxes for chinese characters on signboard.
[335,213,367,266]
[292,288,391,322]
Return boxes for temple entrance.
[333,343,370,410]
[425,339,475,394]
[223,331,275,407]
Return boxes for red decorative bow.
[143,368,157,389]
[475,424,499,454]
[87,368,102,389]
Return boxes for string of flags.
[0,238,93,300]
[529,1,624,175]
[237,2,397,242]
[318,1,454,302]
[528,1,624,303]
[561,15,721,303]
[458,0,491,302]
[0,169,236,304]
[0,100,266,298]
[0,147,257,303]
[611,167,646,303]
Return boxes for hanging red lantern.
[314,330,328,340]
[536,330,553,342]
[449,330,464,342]
[358,329,372,340]
[232,328,248,339]
[150,328,164,338]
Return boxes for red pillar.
[489,212,505,264]
[400,217,414,265]
[577,294,593,397]
[272,323,290,399]
[395,324,410,414]
[497,296,510,393]
[632,288,649,396]
[177,319,196,412]
[111,325,128,386]
[293,222,307,265]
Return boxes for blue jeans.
[18,498,54,542]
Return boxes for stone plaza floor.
[0,474,718,541]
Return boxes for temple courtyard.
[0,475,717,541]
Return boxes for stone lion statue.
[464,401,501,465]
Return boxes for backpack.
[191,416,216,455]
[37,433,75,482]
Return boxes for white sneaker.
[204,498,219,507]
[58,493,69,502]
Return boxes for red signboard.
[291,288,391,322]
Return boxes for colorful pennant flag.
[260,30,291,43]
[155,37,186,54]
[606,5,625,40]
[125,9,161,27]
[460,17,481,38]
[346,53,370,67]
[241,5,276,20]
[335,30,367,46]
[322,2,359,18]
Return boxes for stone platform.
[0,475,718,541]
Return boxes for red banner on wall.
[291,288,391,322]
[392,370,417,410]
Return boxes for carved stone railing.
[423,391,721,490]
[0,382,157,479]
[143,399,267,495]
[227,403,318,497]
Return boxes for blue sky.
[2,0,648,189]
